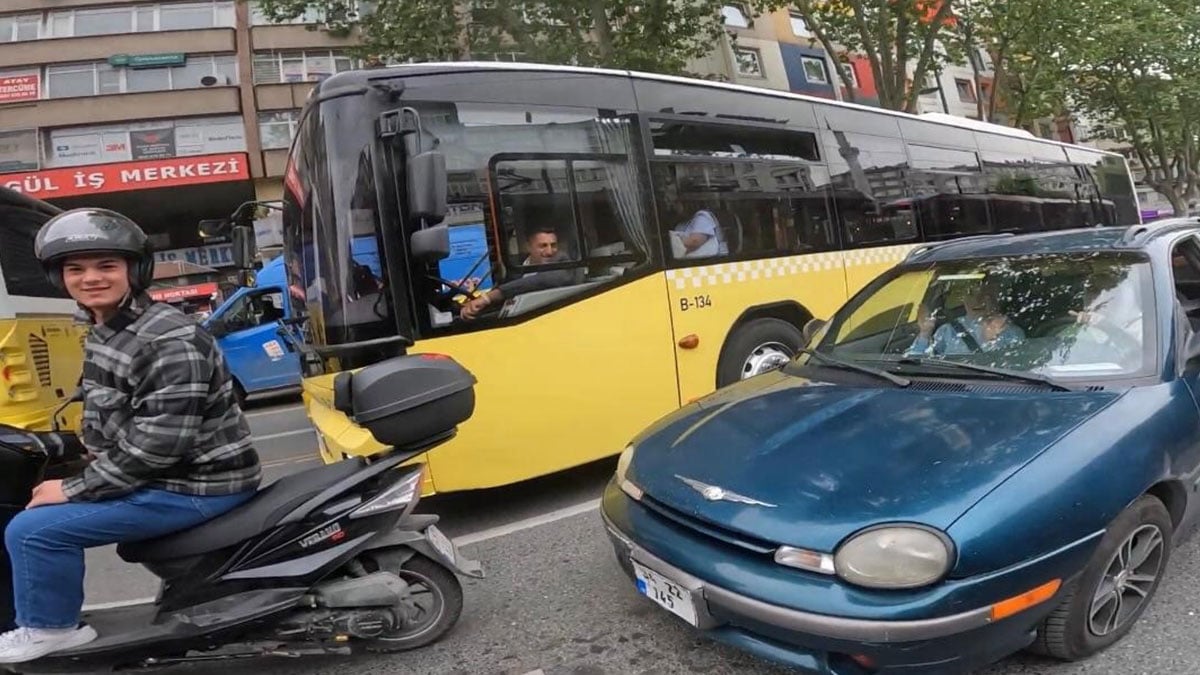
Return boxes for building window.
[734,48,763,78]
[46,2,234,38]
[253,51,356,84]
[259,110,301,149]
[0,14,40,43]
[838,61,859,89]
[249,1,327,25]
[721,5,750,28]
[789,12,811,37]
[801,55,828,84]
[955,78,976,102]
[44,55,239,99]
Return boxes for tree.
[950,0,1071,127]
[1058,0,1200,214]
[788,0,958,111]
[254,0,776,76]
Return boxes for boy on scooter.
[0,208,262,663]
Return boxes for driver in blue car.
[909,279,1025,356]
[0,209,261,663]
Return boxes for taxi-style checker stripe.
[665,244,917,290]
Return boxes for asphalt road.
[76,396,1200,674]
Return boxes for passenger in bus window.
[460,226,580,321]
[668,207,729,259]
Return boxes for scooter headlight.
[350,466,424,519]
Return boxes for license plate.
[426,525,456,564]
[632,560,698,626]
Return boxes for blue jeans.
[4,489,254,629]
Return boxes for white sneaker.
[0,625,98,663]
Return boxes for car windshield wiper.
[799,349,911,388]
[894,357,1072,392]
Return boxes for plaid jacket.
[62,293,261,501]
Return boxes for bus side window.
[905,143,990,241]
[820,130,918,247]
[487,154,652,319]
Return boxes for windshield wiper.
[894,357,1071,392]
[799,349,911,388]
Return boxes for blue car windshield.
[815,252,1155,381]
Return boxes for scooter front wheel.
[365,554,463,653]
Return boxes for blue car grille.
[640,494,777,555]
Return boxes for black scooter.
[0,353,483,673]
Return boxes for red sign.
[0,74,39,104]
[149,283,220,303]
[1,153,250,199]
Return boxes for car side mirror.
[1186,332,1200,364]
[207,318,228,338]
[802,318,827,347]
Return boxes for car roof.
[902,218,1200,265]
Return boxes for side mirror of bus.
[411,225,450,263]
[231,226,256,269]
[198,218,231,238]
[407,150,447,224]
[802,318,827,347]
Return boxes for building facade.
[0,0,356,269]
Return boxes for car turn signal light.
[990,578,1061,622]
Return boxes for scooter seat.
[117,458,366,564]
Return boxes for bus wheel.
[716,318,803,388]
[233,381,248,407]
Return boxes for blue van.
[203,255,300,402]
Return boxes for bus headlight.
[834,525,952,589]
[615,444,643,501]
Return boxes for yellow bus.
[279,63,1140,495]
[0,187,87,431]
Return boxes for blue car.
[602,218,1200,674]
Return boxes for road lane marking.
[81,498,602,611]
[253,429,315,442]
[453,498,601,547]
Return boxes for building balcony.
[0,29,236,70]
[254,82,316,111]
[1,87,241,129]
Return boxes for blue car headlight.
[615,444,644,501]
[834,524,954,589]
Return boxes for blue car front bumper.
[601,481,1101,674]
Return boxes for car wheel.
[716,318,804,388]
[1028,494,1171,660]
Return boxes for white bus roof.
[370,61,1108,155]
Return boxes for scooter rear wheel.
[365,554,463,653]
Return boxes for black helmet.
[34,208,155,291]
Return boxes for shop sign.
[155,244,236,269]
[108,53,187,69]
[1,152,250,199]
[149,282,219,302]
[130,128,176,160]
[0,73,39,104]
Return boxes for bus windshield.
[282,95,394,362]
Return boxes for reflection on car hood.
[629,372,1120,551]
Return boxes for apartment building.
[0,0,357,274]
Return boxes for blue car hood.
[629,373,1119,551]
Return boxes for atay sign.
[1,153,249,198]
